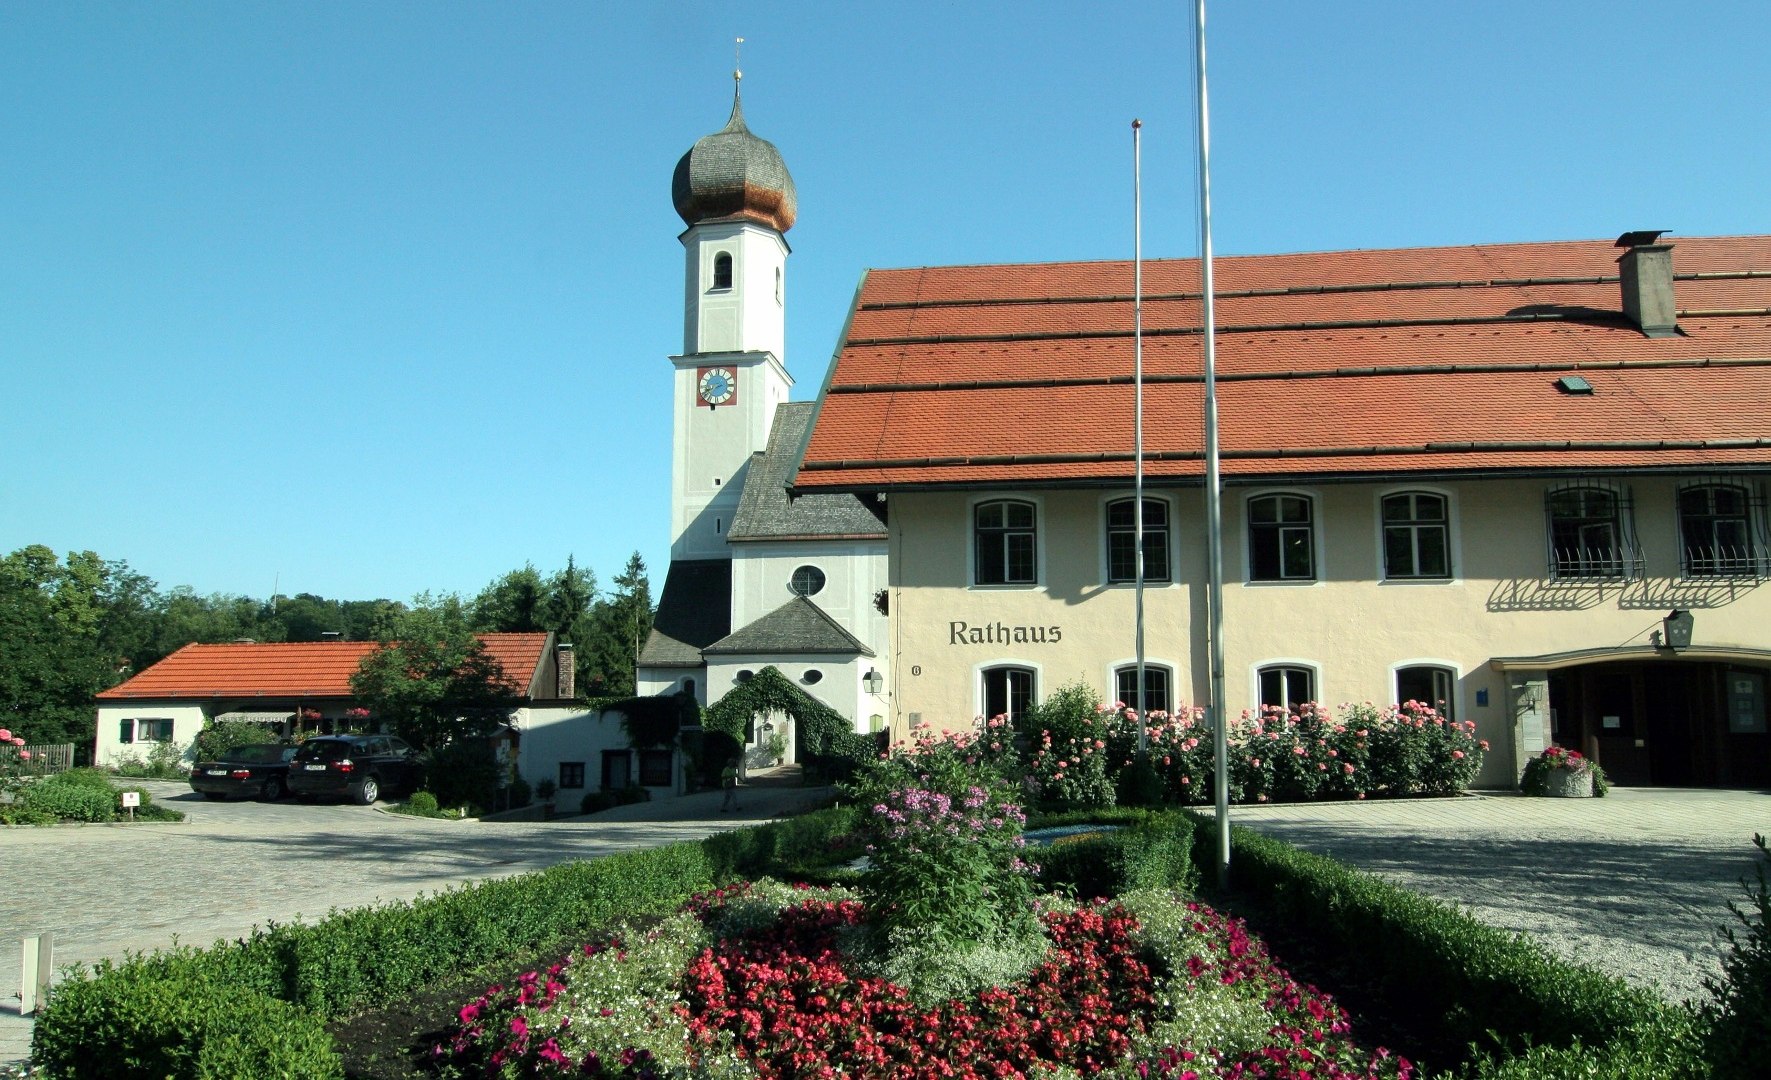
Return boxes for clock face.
[697,366,736,407]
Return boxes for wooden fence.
[0,742,76,776]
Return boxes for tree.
[349,594,522,751]
[583,552,653,697]
[470,564,548,633]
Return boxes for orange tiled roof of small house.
[794,234,1771,491]
[96,632,551,700]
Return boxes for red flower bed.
[438,885,1412,1079]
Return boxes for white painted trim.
[973,659,1044,724]
[1095,490,1178,586]
[1249,658,1323,709]
[1104,657,1179,711]
[1240,487,1323,586]
[965,492,1047,590]
[1374,483,1463,584]
[1387,658,1464,718]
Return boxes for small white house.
[94,633,687,804]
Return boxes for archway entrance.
[1548,660,1769,786]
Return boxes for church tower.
[667,71,796,561]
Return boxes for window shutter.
[119,718,134,744]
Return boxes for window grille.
[1677,475,1771,580]
[1544,480,1643,582]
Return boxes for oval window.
[736,670,754,683]
[789,565,826,597]
[801,670,823,685]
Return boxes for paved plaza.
[3,783,1768,1068]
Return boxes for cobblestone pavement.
[1225,787,1771,1006]
[0,773,830,1066]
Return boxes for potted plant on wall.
[766,729,788,767]
[1521,744,1609,798]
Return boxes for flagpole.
[1133,118,1148,755]
[1194,0,1230,890]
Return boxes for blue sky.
[4,2,1765,604]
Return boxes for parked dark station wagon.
[286,734,421,805]
[189,743,298,801]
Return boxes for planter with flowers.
[342,706,371,731]
[1520,744,1609,798]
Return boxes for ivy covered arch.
[703,666,880,780]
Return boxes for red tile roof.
[795,235,1771,489]
[96,632,551,701]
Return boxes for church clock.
[697,366,737,407]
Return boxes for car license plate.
[206,769,227,775]
[305,764,327,771]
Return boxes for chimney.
[1616,230,1678,338]
[555,643,575,699]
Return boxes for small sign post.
[19,933,53,1015]
[121,789,140,821]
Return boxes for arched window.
[711,252,733,290]
[974,500,1037,585]
[1382,492,1450,579]
[1106,498,1171,583]
[1545,483,1637,580]
[1257,665,1315,710]
[982,665,1036,723]
[1247,494,1315,581]
[1115,664,1172,714]
[1395,665,1456,719]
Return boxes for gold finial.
[734,36,744,85]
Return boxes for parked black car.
[189,743,298,801]
[286,735,421,805]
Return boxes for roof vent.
[1556,375,1594,395]
[1615,230,1678,338]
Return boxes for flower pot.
[1543,769,1594,798]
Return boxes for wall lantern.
[761,719,774,734]
[1663,609,1695,650]
[862,669,885,696]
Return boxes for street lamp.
[1663,610,1694,650]
[862,669,884,696]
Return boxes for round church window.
[789,565,826,597]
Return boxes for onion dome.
[672,83,797,233]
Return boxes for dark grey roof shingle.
[729,402,886,541]
[703,596,874,657]
[637,559,733,668]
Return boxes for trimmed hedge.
[1033,809,1196,900]
[1192,814,1704,1075]
[33,842,719,1074]
[701,802,860,882]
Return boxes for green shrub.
[111,740,191,780]
[614,783,650,806]
[580,790,616,815]
[21,775,115,822]
[1034,811,1195,900]
[193,720,284,761]
[422,740,499,811]
[1192,814,1674,1061]
[701,803,858,881]
[406,790,439,813]
[1702,833,1771,1079]
[33,952,340,1079]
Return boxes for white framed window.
[1381,491,1452,579]
[1247,492,1316,582]
[1254,663,1317,710]
[1393,662,1459,719]
[711,252,733,290]
[125,718,174,743]
[1114,663,1173,714]
[980,664,1037,724]
[1105,496,1173,584]
[558,762,586,789]
[973,498,1039,586]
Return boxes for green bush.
[406,790,439,813]
[1034,810,1196,900]
[193,720,284,761]
[32,841,719,1064]
[701,803,858,881]
[1702,833,1771,1079]
[1192,814,1680,1064]
[614,783,650,806]
[579,790,616,815]
[32,952,340,1079]
[20,775,116,822]
[421,739,499,811]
